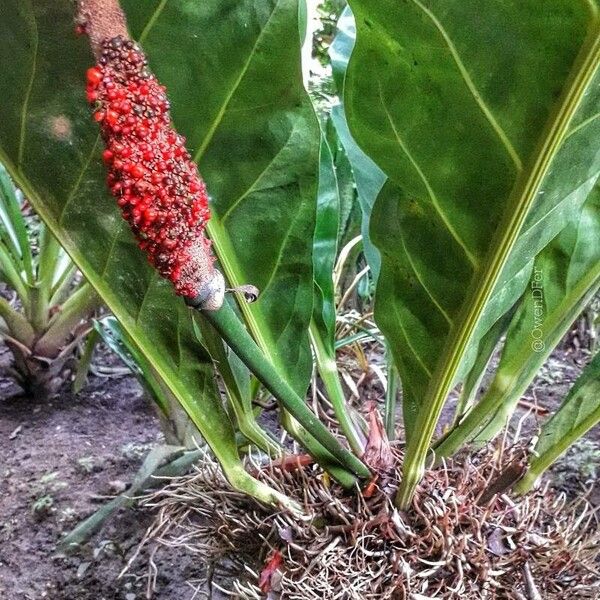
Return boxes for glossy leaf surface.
[125,0,319,395]
[345,0,600,501]
[0,0,318,479]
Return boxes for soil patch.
[0,348,204,600]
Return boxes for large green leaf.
[329,7,385,278]
[515,350,600,493]
[345,0,600,503]
[436,188,600,457]
[0,0,236,467]
[0,0,315,504]
[329,6,356,94]
[125,0,319,396]
[330,105,385,278]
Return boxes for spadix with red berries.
[86,36,216,302]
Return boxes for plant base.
[132,447,599,599]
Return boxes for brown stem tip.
[77,0,129,58]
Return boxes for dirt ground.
[0,336,598,600]
[0,349,206,600]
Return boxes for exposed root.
[133,446,600,599]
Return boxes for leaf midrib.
[400,17,600,501]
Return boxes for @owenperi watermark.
[530,267,544,352]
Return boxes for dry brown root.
[131,445,600,599]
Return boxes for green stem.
[49,263,78,306]
[435,274,600,460]
[0,242,28,304]
[196,315,282,457]
[72,327,99,394]
[515,401,600,495]
[28,284,50,333]
[37,225,61,292]
[35,282,99,356]
[309,319,365,455]
[0,165,33,283]
[280,410,357,488]
[201,301,370,480]
[0,296,35,346]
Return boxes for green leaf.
[436,187,600,457]
[0,164,32,279]
[330,104,385,278]
[448,308,515,432]
[125,0,319,397]
[0,0,304,505]
[329,7,386,279]
[325,120,359,250]
[94,316,172,418]
[193,313,282,457]
[344,0,600,504]
[329,6,356,94]
[313,135,341,340]
[60,444,192,551]
[515,351,600,494]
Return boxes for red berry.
[131,165,145,179]
[105,110,119,125]
[86,67,103,86]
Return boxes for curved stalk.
[0,242,28,304]
[280,411,358,489]
[49,263,78,306]
[0,296,35,346]
[201,300,370,480]
[309,319,365,455]
[514,353,600,495]
[196,315,282,458]
[36,282,99,356]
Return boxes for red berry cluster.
[86,36,212,298]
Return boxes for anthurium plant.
[0,0,598,511]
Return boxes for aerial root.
[132,445,600,599]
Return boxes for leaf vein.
[378,84,479,268]
[219,126,299,223]
[410,0,523,171]
[399,229,453,325]
[192,0,283,164]
[565,111,600,139]
[135,271,159,324]
[259,204,305,296]
[392,303,432,377]
[100,226,122,278]
[59,136,101,225]
[138,0,169,44]
[18,1,39,170]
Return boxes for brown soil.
[0,348,205,600]
[0,338,597,599]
